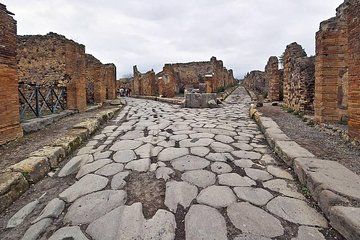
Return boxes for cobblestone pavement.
[13,87,333,240]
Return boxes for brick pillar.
[266,56,280,101]
[314,15,348,123]
[65,42,86,112]
[347,1,360,140]
[158,64,176,98]
[104,64,116,100]
[94,65,106,104]
[0,4,23,145]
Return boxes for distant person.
[128,88,132,97]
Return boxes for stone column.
[0,4,23,145]
[347,1,360,141]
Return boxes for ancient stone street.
[14,87,331,240]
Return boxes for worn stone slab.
[245,168,273,181]
[294,158,360,201]
[113,150,136,163]
[234,234,271,240]
[156,167,175,181]
[263,179,305,200]
[228,202,284,238]
[190,147,210,157]
[275,141,315,166]
[185,204,227,240]
[10,156,50,183]
[125,159,150,172]
[210,141,234,153]
[58,154,91,177]
[181,170,216,188]
[21,218,52,240]
[218,173,256,187]
[233,187,273,206]
[111,171,130,190]
[120,130,144,140]
[260,154,277,165]
[165,181,198,212]
[95,163,124,176]
[158,147,189,161]
[110,140,143,151]
[233,159,254,168]
[64,190,127,225]
[197,186,236,208]
[291,226,325,240]
[135,143,153,158]
[171,155,210,171]
[7,199,39,228]
[76,159,112,179]
[29,146,66,168]
[232,143,254,151]
[179,138,214,148]
[94,150,112,160]
[189,132,215,139]
[267,165,293,180]
[215,135,234,143]
[211,162,232,174]
[48,226,89,240]
[232,150,262,160]
[267,196,328,227]
[0,172,29,213]
[32,198,65,223]
[59,174,108,202]
[329,206,360,240]
[86,203,176,240]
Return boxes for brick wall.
[158,64,176,98]
[314,4,349,122]
[266,56,280,101]
[85,54,106,104]
[132,65,157,96]
[283,42,314,112]
[104,63,116,99]
[0,4,23,145]
[347,0,360,140]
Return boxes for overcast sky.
[3,0,343,78]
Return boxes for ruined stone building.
[0,4,23,144]
[132,66,157,96]
[242,70,267,97]
[85,54,106,104]
[265,56,282,102]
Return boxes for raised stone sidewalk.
[0,105,123,213]
[250,105,360,240]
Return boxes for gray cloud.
[3,0,343,78]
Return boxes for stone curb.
[0,106,123,213]
[249,104,360,240]
[131,95,184,105]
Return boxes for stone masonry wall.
[132,65,157,96]
[266,56,280,101]
[17,33,87,112]
[315,3,349,123]
[283,42,315,112]
[104,63,116,100]
[0,4,23,144]
[243,70,267,96]
[85,54,105,104]
[347,0,360,141]
[158,64,176,98]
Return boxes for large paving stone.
[263,179,305,199]
[156,167,175,181]
[197,186,236,208]
[189,133,215,139]
[59,174,109,202]
[7,199,39,228]
[76,159,112,179]
[32,198,65,223]
[206,152,233,162]
[233,187,273,206]
[135,143,153,158]
[158,147,189,161]
[218,173,256,187]
[291,226,325,240]
[171,155,210,171]
[179,138,214,148]
[266,196,328,227]
[95,163,124,176]
[111,171,130,190]
[86,203,176,240]
[49,226,89,240]
[245,168,273,181]
[185,204,227,240]
[294,158,360,201]
[215,135,234,143]
[234,234,271,240]
[190,146,210,157]
[10,156,50,183]
[58,154,91,177]
[113,150,136,163]
[232,143,254,151]
[210,141,234,153]
[267,165,293,180]
[181,170,216,188]
[329,206,360,240]
[165,181,198,213]
[275,141,314,165]
[64,190,127,225]
[227,202,284,238]
[125,159,150,172]
[232,150,262,160]
[211,162,232,174]
[21,218,52,240]
[233,159,254,168]
[110,140,143,151]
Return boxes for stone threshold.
[249,104,360,240]
[0,105,123,214]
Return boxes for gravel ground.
[259,104,360,175]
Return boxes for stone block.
[10,156,50,183]
[330,206,360,240]
[29,146,66,168]
[0,172,29,213]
